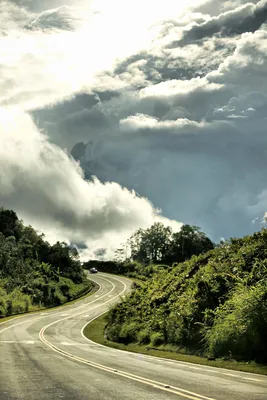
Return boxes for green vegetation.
[84,313,267,375]
[83,259,164,282]
[0,207,92,317]
[84,223,214,281]
[105,227,267,364]
[119,223,214,265]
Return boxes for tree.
[164,225,214,263]
[0,208,20,238]
[0,207,90,316]
[129,223,172,264]
[127,223,213,265]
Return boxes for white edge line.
[40,274,215,400]
[0,276,103,335]
[81,275,267,381]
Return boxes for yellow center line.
[39,275,216,400]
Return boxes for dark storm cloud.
[5,0,267,246]
[114,52,205,83]
[1,109,182,259]
[169,0,267,47]
[42,23,267,241]
[74,116,267,240]
[32,92,114,149]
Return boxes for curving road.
[0,273,267,400]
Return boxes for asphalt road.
[0,273,267,400]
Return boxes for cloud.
[120,114,219,133]
[175,0,267,46]
[207,29,267,93]
[0,108,182,258]
[140,76,222,98]
[52,19,267,240]
[0,2,156,112]
[0,1,34,30]
[2,0,267,257]
[27,6,83,31]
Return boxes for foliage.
[205,281,267,361]
[84,223,214,281]
[123,223,214,264]
[129,223,173,264]
[0,207,92,317]
[83,259,166,281]
[106,229,267,363]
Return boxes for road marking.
[223,373,265,383]
[40,275,215,400]
[242,377,263,382]
[60,342,90,346]
[0,279,104,336]
[223,373,240,378]
[41,332,215,400]
[81,279,267,386]
[0,340,35,344]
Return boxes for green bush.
[205,282,267,361]
[12,301,25,314]
[150,332,165,346]
[6,300,13,316]
[0,305,5,317]
[137,329,151,344]
[118,322,140,344]
[106,228,267,363]
[0,207,90,316]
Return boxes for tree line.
[125,222,214,264]
[84,223,214,279]
[0,207,92,317]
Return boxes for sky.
[1,0,267,259]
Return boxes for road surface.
[0,273,267,400]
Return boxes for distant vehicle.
[89,267,98,274]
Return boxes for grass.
[0,280,99,325]
[83,312,267,376]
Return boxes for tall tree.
[0,208,20,238]
[165,225,214,263]
[130,223,172,263]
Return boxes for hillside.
[106,229,267,363]
[0,207,92,317]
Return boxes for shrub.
[118,322,139,344]
[0,304,6,317]
[137,329,150,344]
[53,289,66,305]
[6,300,13,315]
[12,301,25,314]
[205,282,267,361]
[150,332,165,346]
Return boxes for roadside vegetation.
[0,207,92,318]
[85,222,267,366]
[84,223,214,281]
[84,312,267,375]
